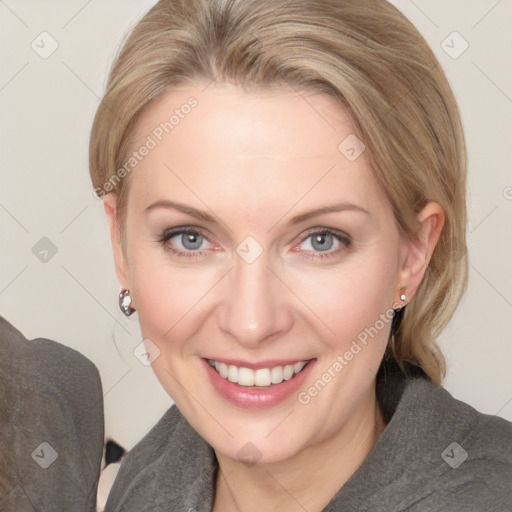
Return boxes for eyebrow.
[145,200,369,225]
[145,200,217,223]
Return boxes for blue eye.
[158,228,213,258]
[177,232,205,250]
[297,229,351,259]
[305,232,335,251]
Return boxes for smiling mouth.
[206,359,311,387]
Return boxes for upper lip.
[203,357,314,370]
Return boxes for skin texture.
[104,83,444,511]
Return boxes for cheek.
[288,250,398,349]
[127,255,217,400]
[127,252,211,347]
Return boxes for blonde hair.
[89,0,468,386]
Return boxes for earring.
[119,289,136,317]
[393,290,407,313]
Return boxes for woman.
[89,0,512,510]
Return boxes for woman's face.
[106,83,424,464]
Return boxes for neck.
[213,386,386,512]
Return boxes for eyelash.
[156,227,351,261]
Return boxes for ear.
[103,193,130,289]
[395,202,445,304]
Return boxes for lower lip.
[202,358,316,410]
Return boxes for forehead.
[126,83,385,218]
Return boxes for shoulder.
[396,377,512,509]
[0,314,102,390]
[405,377,512,460]
[0,315,103,423]
[0,315,104,511]
[377,359,512,473]
[0,313,104,433]
[336,371,512,511]
[105,404,216,512]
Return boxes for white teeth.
[208,359,308,387]
[294,361,307,373]
[215,361,229,378]
[283,364,294,380]
[271,366,284,384]
[237,367,255,386]
[228,365,238,383]
[254,368,271,387]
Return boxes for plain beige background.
[1,0,511,451]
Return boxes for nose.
[217,252,293,349]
